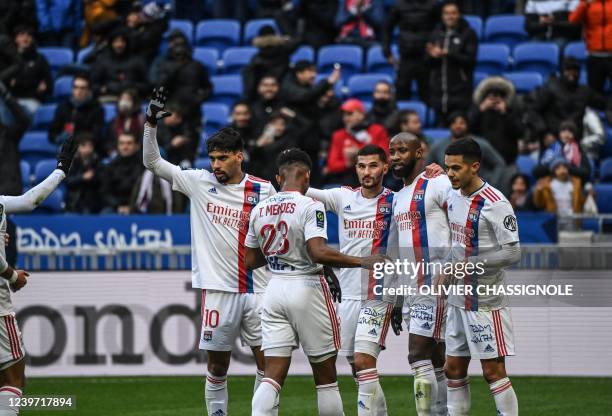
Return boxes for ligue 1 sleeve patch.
[316,210,325,228]
[503,215,517,232]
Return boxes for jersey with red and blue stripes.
[446,182,520,311]
[171,169,276,293]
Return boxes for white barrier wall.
[14,271,612,377]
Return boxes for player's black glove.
[323,266,341,303]
[56,135,78,174]
[391,305,403,336]
[146,86,172,126]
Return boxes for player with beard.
[306,145,395,415]
[388,133,452,415]
[142,87,277,416]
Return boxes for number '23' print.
[260,221,290,256]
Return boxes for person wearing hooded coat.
[469,76,524,165]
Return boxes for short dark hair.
[447,110,468,126]
[293,60,316,73]
[399,109,419,123]
[276,148,312,171]
[75,131,95,145]
[357,144,387,163]
[206,127,244,153]
[73,72,91,87]
[444,138,481,163]
[232,100,250,112]
[442,0,462,12]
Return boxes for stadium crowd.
[0,0,610,219]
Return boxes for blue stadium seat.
[484,15,528,48]
[243,19,279,44]
[502,72,543,94]
[195,157,212,170]
[423,128,450,143]
[397,101,427,126]
[318,45,363,82]
[222,47,258,74]
[366,45,398,77]
[195,19,241,52]
[167,19,194,43]
[209,75,243,106]
[291,46,315,64]
[314,75,343,98]
[594,184,612,213]
[38,47,74,75]
[474,71,489,88]
[513,42,559,78]
[103,103,116,123]
[600,158,612,182]
[476,43,510,75]
[76,45,94,64]
[347,74,392,101]
[193,47,219,74]
[516,155,537,177]
[465,15,483,39]
[34,188,64,213]
[31,104,57,130]
[20,161,31,190]
[19,131,57,167]
[564,41,587,70]
[202,103,230,137]
[34,159,58,184]
[53,76,73,101]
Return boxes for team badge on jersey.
[202,330,213,341]
[246,191,259,205]
[378,202,391,214]
[413,189,425,201]
[468,208,481,222]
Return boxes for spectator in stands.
[229,101,257,149]
[130,170,174,215]
[149,30,188,84]
[533,158,586,223]
[581,107,606,161]
[530,57,607,134]
[293,0,339,49]
[155,101,200,166]
[242,25,300,102]
[253,1,295,33]
[0,1,37,37]
[65,132,100,213]
[107,89,145,157]
[318,87,344,148]
[81,0,118,47]
[49,73,105,153]
[325,98,389,185]
[335,0,384,47]
[469,76,524,165]
[92,29,149,101]
[0,35,20,88]
[569,0,612,94]
[367,80,398,131]
[125,2,169,65]
[155,38,212,125]
[0,81,29,196]
[427,1,478,125]
[281,61,341,184]
[510,173,536,211]
[36,0,82,48]
[389,109,425,138]
[250,76,284,134]
[383,0,439,101]
[427,111,506,189]
[9,26,52,116]
[524,0,582,46]
[100,132,144,214]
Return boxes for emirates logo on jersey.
[413,190,425,201]
[468,208,481,222]
[246,191,259,205]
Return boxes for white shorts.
[261,276,340,357]
[337,299,361,357]
[355,300,394,352]
[199,290,263,351]
[446,305,516,360]
[403,295,446,342]
[0,314,25,370]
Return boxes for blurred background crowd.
[0,0,611,220]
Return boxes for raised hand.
[146,86,172,126]
[57,135,79,174]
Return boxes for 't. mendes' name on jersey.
[258,202,296,217]
[206,203,250,230]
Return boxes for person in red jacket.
[325,98,390,185]
[569,0,612,94]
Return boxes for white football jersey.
[245,191,328,276]
[446,182,520,311]
[392,173,453,288]
[0,203,12,315]
[306,186,394,300]
[172,169,276,292]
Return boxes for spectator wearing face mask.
[65,132,101,213]
[367,80,398,131]
[49,73,105,151]
[325,98,389,185]
[107,88,145,157]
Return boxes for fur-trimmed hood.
[473,76,515,105]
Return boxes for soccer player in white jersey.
[245,149,387,416]
[389,133,451,416]
[142,88,276,416]
[306,144,396,415]
[0,136,77,415]
[443,138,521,416]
